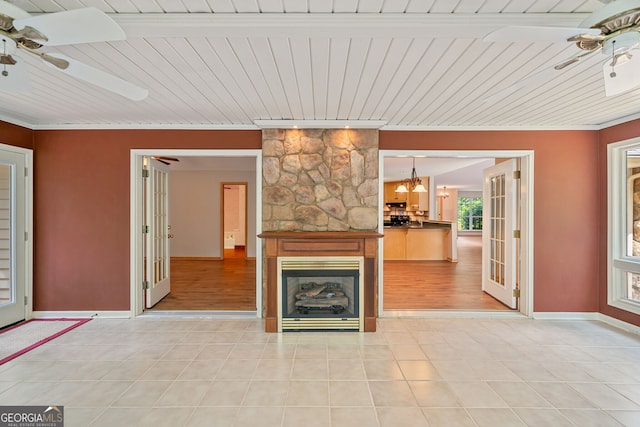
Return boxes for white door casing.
[145,158,171,308]
[129,149,263,317]
[482,159,518,309]
[0,146,31,328]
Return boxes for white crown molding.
[598,111,640,129]
[114,12,589,39]
[380,125,601,131]
[0,113,35,130]
[29,123,260,130]
[254,120,386,129]
[2,121,627,131]
[10,123,616,131]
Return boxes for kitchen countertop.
[383,220,452,229]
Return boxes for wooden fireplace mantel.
[258,231,383,332]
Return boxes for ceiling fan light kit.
[0,1,148,101]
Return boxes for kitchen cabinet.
[386,177,429,211]
[383,222,454,261]
[383,228,406,259]
[408,188,419,209]
[409,177,429,211]
[418,191,429,211]
[384,181,407,203]
[406,229,448,260]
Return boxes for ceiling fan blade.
[0,1,31,21]
[153,156,180,162]
[12,8,125,46]
[482,47,602,104]
[484,26,601,43]
[603,47,640,96]
[43,53,148,101]
[0,58,31,92]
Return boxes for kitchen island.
[383,220,457,262]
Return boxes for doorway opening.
[129,149,262,317]
[221,183,248,260]
[379,150,533,317]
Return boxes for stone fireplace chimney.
[259,128,382,332]
[261,128,379,232]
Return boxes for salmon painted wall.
[33,129,261,311]
[0,121,32,149]
[599,118,640,327]
[380,130,600,313]
[30,127,601,314]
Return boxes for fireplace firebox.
[278,257,363,331]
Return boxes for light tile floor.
[1,317,639,426]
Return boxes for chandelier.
[395,158,427,193]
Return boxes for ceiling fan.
[484,0,640,98]
[150,156,180,166]
[0,1,147,101]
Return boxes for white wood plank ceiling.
[1,0,638,129]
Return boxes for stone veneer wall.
[262,128,379,231]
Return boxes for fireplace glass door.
[282,270,359,318]
[278,256,364,331]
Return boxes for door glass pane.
[490,174,506,286]
[153,168,168,285]
[0,164,12,307]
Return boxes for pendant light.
[395,158,426,193]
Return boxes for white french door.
[144,158,171,308]
[0,146,30,328]
[482,159,518,309]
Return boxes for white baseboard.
[382,310,525,319]
[597,313,640,335]
[32,311,131,319]
[139,310,257,318]
[531,312,599,320]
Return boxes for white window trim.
[608,137,640,315]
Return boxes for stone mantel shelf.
[258,231,383,239]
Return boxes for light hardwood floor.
[148,247,256,311]
[149,237,509,311]
[383,235,511,310]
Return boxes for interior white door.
[0,149,28,328]
[145,158,171,308]
[482,159,518,309]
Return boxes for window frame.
[457,193,483,232]
[608,137,640,315]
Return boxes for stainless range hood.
[385,202,406,209]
